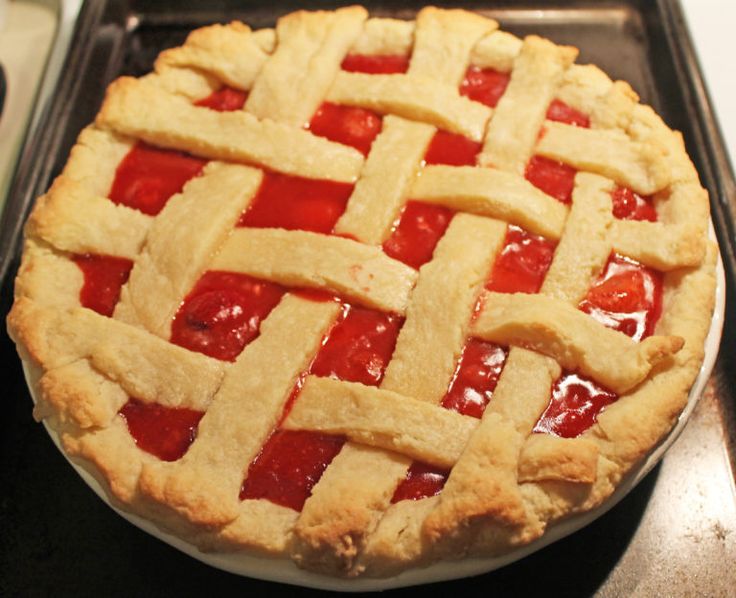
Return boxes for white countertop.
[682,0,736,173]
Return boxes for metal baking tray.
[1,0,734,594]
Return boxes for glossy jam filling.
[310,306,404,385]
[109,143,206,215]
[533,373,618,438]
[525,155,577,204]
[309,102,383,155]
[581,253,663,341]
[460,67,510,108]
[120,398,204,462]
[241,305,403,511]
[382,201,454,269]
[195,86,248,111]
[73,254,133,317]
[442,339,507,418]
[170,271,286,362]
[546,99,590,128]
[238,172,353,233]
[391,461,450,502]
[424,130,482,166]
[486,225,557,294]
[341,54,409,74]
[611,186,657,221]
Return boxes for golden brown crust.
[7,5,717,583]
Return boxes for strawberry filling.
[74,254,133,317]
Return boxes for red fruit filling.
[170,271,286,362]
[486,225,556,294]
[546,99,590,128]
[382,201,454,269]
[611,186,657,222]
[441,340,507,418]
[120,398,204,462]
[109,143,206,216]
[341,54,409,74]
[239,171,353,233]
[391,461,450,503]
[525,155,577,204]
[580,254,663,341]
[424,130,482,166]
[309,102,383,155]
[73,254,133,317]
[195,86,248,111]
[460,67,510,108]
[533,373,618,438]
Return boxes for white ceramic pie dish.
[19,232,725,591]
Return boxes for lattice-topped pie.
[8,6,717,580]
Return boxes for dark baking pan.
[1,0,734,595]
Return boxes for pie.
[7,5,717,580]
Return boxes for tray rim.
[4,0,734,590]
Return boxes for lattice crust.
[7,5,716,582]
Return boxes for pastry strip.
[517,434,599,483]
[472,291,683,394]
[408,7,497,84]
[470,30,522,72]
[26,178,151,260]
[155,22,269,91]
[245,6,367,126]
[284,375,479,469]
[410,165,568,239]
[211,228,417,314]
[327,73,492,142]
[144,66,219,101]
[97,77,364,183]
[381,215,506,399]
[537,172,616,303]
[334,115,435,245]
[349,18,414,56]
[479,35,577,173]
[536,121,671,195]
